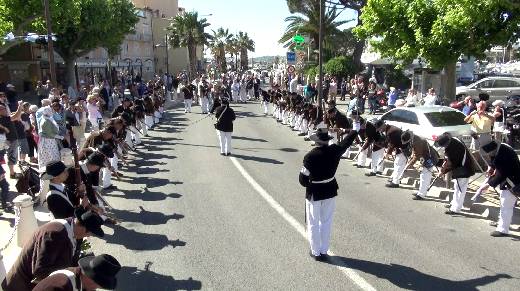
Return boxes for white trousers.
[217,130,232,154]
[357,148,368,167]
[137,119,148,136]
[391,152,407,184]
[450,178,469,212]
[129,126,141,145]
[102,166,112,188]
[417,167,433,197]
[200,97,209,113]
[154,111,161,123]
[144,115,154,129]
[300,119,309,134]
[262,101,269,114]
[497,189,517,234]
[306,197,336,255]
[184,99,192,112]
[370,148,385,173]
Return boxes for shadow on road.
[233,135,268,143]
[325,256,513,290]
[104,224,186,251]
[116,266,202,291]
[110,206,184,225]
[231,153,284,165]
[104,188,182,201]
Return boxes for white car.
[380,106,473,148]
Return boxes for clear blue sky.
[179,0,356,57]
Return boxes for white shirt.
[423,94,437,106]
[289,78,298,93]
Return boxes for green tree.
[324,56,354,79]
[208,27,233,73]
[236,31,255,71]
[337,0,368,72]
[0,0,67,55]
[355,0,520,100]
[53,0,138,87]
[225,36,240,71]
[168,11,211,78]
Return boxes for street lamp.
[43,0,57,86]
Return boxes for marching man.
[299,128,358,261]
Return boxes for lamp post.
[43,0,57,86]
[155,36,169,75]
[318,0,324,111]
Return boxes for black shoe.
[220,153,225,156]
[226,153,231,156]
[376,171,383,175]
[319,253,329,262]
[304,137,311,141]
[444,204,451,209]
[412,194,425,200]
[365,172,376,177]
[444,210,458,215]
[490,231,508,237]
[385,182,399,188]
[309,251,321,261]
[298,133,306,136]
[355,164,363,168]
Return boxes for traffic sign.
[287,65,295,74]
[293,34,305,44]
[287,51,296,65]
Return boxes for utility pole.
[43,0,57,86]
[318,0,324,111]
[165,34,169,75]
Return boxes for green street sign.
[293,34,305,44]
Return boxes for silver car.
[380,106,472,156]
[456,76,520,102]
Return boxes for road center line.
[229,157,377,291]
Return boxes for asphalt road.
[90,101,520,291]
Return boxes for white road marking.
[230,157,377,291]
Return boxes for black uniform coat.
[32,267,81,291]
[46,183,76,219]
[299,131,358,201]
[488,143,520,190]
[443,138,475,178]
[1,219,76,291]
[214,105,236,132]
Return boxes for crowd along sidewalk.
[0,93,182,283]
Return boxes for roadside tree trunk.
[187,44,197,80]
[351,11,365,72]
[64,57,77,90]
[442,61,457,102]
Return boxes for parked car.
[456,76,520,102]
[380,106,473,154]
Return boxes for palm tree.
[236,31,255,71]
[208,28,233,73]
[167,12,211,78]
[226,36,240,71]
[279,0,352,53]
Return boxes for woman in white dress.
[37,106,62,202]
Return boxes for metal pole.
[318,0,324,110]
[165,35,169,75]
[43,0,57,86]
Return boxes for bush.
[324,56,354,80]
[305,66,319,82]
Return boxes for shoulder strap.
[46,188,74,208]
[216,106,228,123]
[54,219,76,256]
[49,269,79,291]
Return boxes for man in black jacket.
[377,122,406,188]
[299,128,358,261]
[214,99,236,156]
[435,133,475,214]
[481,141,520,237]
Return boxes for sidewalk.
[0,93,182,277]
